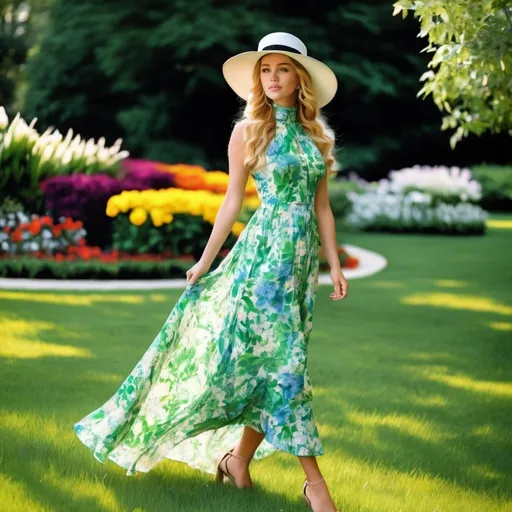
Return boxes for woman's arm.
[314,173,349,300]
[186,122,248,284]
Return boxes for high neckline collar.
[272,103,297,124]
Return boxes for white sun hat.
[222,32,338,108]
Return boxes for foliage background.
[393,0,512,148]
[1,0,510,181]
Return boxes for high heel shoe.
[215,447,253,488]
[303,477,340,511]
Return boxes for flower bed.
[0,212,86,256]
[0,245,359,279]
[40,170,176,248]
[0,209,360,278]
[106,188,251,259]
[319,246,359,270]
[148,160,259,196]
[346,165,488,234]
[378,165,481,203]
[0,106,128,213]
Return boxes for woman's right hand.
[186,260,211,285]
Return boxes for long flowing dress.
[73,102,327,476]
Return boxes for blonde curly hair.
[235,54,337,177]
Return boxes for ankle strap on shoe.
[306,477,325,486]
[229,449,251,461]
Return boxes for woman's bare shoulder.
[229,119,250,148]
[232,119,250,132]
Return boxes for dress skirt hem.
[73,418,324,476]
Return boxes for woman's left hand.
[330,268,349,301]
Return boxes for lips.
[269,86,281,91]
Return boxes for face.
[259,53,299,107]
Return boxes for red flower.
[40,216,53,226]
[61,217,83,231]
[28,219,42,236]
[52,225,63,237]
[55,253,65,262]
[2,226,9,234]
[344,257,359,269]
[79,247,92,260]
[11,229,22,243]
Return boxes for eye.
[261,67,289,72]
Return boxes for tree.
[0,1,29,112]
[0,0,53,114]
[393,0,512,147]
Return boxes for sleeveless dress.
[73,103,327,476]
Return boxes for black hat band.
[261,44,303,55]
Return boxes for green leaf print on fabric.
[73,102,327,476]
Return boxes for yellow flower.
[129,207,147,226]
[231,221,246,237]
[244,196,261,210]
[105,200,119,217]
[149,208,165,227]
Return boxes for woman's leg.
[219,426,265,487]
[234,425,265,459]
[298,456,338,512]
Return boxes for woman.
[74,32,348,512]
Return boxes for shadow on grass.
[310,273,512,499]
[0,415,304,512]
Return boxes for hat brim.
[222,50,338,108]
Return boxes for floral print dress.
[73,103,327,476]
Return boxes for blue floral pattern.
[73,103,327,476]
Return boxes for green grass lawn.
[1,215,511,512]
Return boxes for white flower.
[296,240,306,257]
[253,344,267,356]
[346,185,486,232]
[0,106,8,130]
[377,165,481,201]
[236,310,248,321]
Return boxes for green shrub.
[0,257,194,280]
[328,178,365,219]
[471,164,512,212]
[112,213,238,262]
